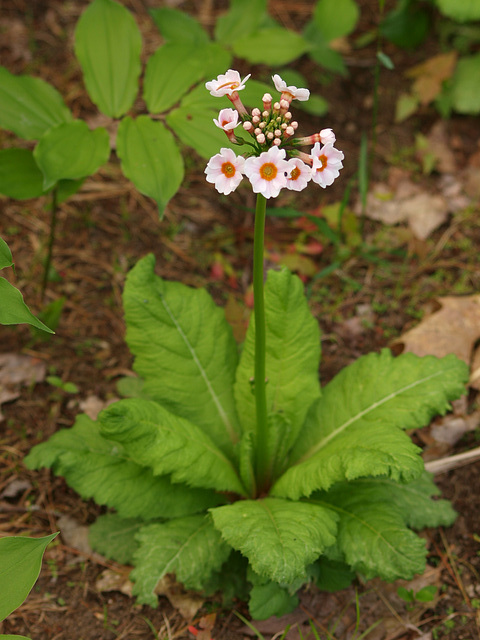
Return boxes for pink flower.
[292,129,337,147]
[310,142,344,188]
[206,69,250,97]
[272,74,310,103]
[244,146,289,199]
[285,158,311,191]
[213,108,240,142]
[205,148,245,195]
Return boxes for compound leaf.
[273,351,468,499]
[132,515,231,607]
[210,498,337,584]
[123,254,241,457]
[116,116,184,215]
[74,0,142,117]
[99,398,246,495]
[0,66,72,140]
[24,414,222,521]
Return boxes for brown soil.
[1,1,480,639]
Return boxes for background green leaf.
[166,106,235,159]
[210,498,337,584]
[116,116,184,214]
[132,516,231,607]
[89,514,143,564]
[74,0,142,117]
[33,121,110,190]
[312,0,360,42]
[233,28,311,65]
[149,7,209,43]
[123,255,241,457]
[25,414,222,520]
[0,533,57,621]
[0,238,13,270]
[99,399,246,495]
[248,579,299,620]
[214,0,267,45]
[436,0,480,22]
[0,66,72,140]
[0,279,53,332]
[0,149,45,200]
[451,53,480,114]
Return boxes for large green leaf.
[24,414,222,520]
[451,54,480,115]
[149,8,209,44]
[116,116,184,214]
[215,0,267,45]
[123,254,241,457]
[312,0,360,42]
[0,533,57,621]
[99,398,246,495]
[248,578,299,620]
[233,28,311,66]
[272,350,468,499]
[0,278,53,332]
[436,0,480,22]
[74,0,142,117]
[33,121,110,190]
[132,515,231,607]
[143,42,205,113]
[0,149,45,200]
[89,514,143,565]
[0,238,13,270]
[210,498,337,584]
[310,487,428,581]
[0,66,72,140]
[166,106,235,159]
[234,268,321,473]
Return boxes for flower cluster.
[205,70,344,199]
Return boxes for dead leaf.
[406,52,458,105]
[470,344,480,390]
[96,568,133,597]
[391,295,480,366]
[57,515,92,555]
[0,479,32,499]
[155,574,205,621]
[78,395,116,420]
[0,353,47,421]
[417,121,456,174]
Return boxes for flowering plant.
[26,71,468,620]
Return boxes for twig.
[424,446,480,474]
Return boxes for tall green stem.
[253,193,269,492]
[41,187,58,302]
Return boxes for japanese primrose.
[25,71,468,620]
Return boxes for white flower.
[206,69,251,97]
[319,128,336,145]
[244,146,289,199]
[205,148,245,195]
[284,158,311,191]
[310,142,344,188]
[272,74,310,102]
[213,108,240,133]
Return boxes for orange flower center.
[221,161,236,177]
[218,81,239,91]
[260,162,277,181]
[316,154,328,172]
[290,167,301,181]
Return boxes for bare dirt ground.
[1,1,480,639]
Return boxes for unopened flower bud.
[291,121,298,130]
[259,121,266,129]
[285,112,292,120]
[273,138,281,146]
[252,107,261,117]
[262,111,269,118]
[252,115,260,124]
[254,127,262,136]
[267,131,274,140]
[275,129,282,137]
[256,133,266,144]
[262,93,272,111]
[243,121,253,131]
[285,126,294,136]
[281,123,287,130]
[273,102,281,111]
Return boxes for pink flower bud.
[273,138,281,146]
[262,93,272,110]
[256,133,266,144]
[252,108,261,117]
[243,121,253,131]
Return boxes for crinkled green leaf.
[123,254,240,457]
[210,498,337,584]
[74,0,142,117]
[310,488,427,581]
[312,0,360,42]
[0,66,72,140]
[436,0,480,22]
[89,514,143,564]
[143,42,205,113]
[248,579,298,620]
[116,116,184,215]
[0,533,57,621]
[0,149,45,199]
[346,473,457,530]
[233,28,311,66]
[132,515,231,607]
[149,7,209,44]
[0,238,13,270]
[273,351,468,499]
[313,557,355,592]
[451,53,480,115]
[24,414,222,520]
[0,278,53,332]
[166,106,235,159]
[99,398,246,495]
[214,0,267,45]
[235,268,321,472]
[34,121,110,190]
